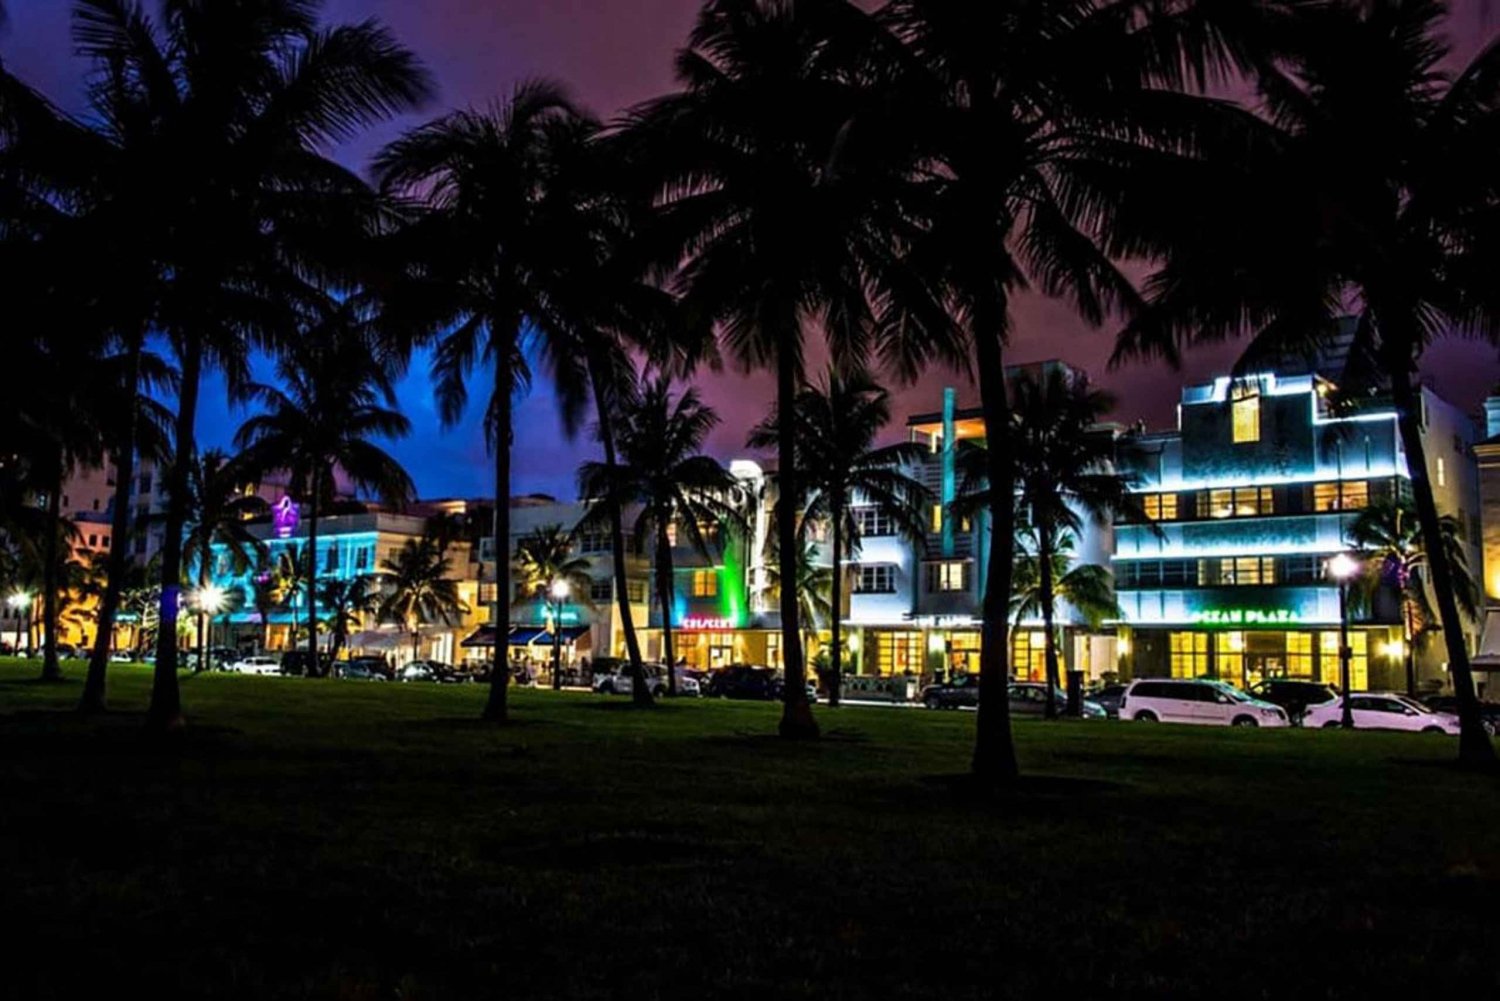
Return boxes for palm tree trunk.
[1403,598,1416,698]
[775,342,817,740]
[194,555,209,673]
[656,520,677,691]
[1039,529,1061,720]
[38,469,64,683]
[81,334,144,712]
[306,466,321,677]
[970,314,1019,784]
[147,339,204,731]
[828,503,843,709]
[1389,372,1493,765]
[482,346,513,723]
[587,351,651,702]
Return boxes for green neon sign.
[1189,609,1302,626]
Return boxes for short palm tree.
[235,304,415,675]
[765,534,834,670]
[1349,497,1478,698]
[748,368,929,706]
[578,377,742,699]
[513,525,596,694]
[1012,531,1120,682]
[376,80,603,723]
[178,449,269,672]
[317,575,382,666]
[377,539,468,664]
[1112,0,1499,764]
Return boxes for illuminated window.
[1170,632,1209,678]
[1012,631,1047,682]
[626,579,648,603]
[930,504,944,533]
[691,570,718,598]
[1232,391,1261,444]
[1437,457,1447,488]
[1319,631,1368,690]
[666,521,678,547]
[1143,493,1178,521]
[1219,557,1276,585]
[1215,632,1245,685]
[853,507,895,537]
[926,561,968,592]
[1287,632,1313,678]
[1201,487,1273,518]
[1313,480,1370,512]
[874,631,923,675]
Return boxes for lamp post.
[1328,552,1361,729]
[8,591,32,656]
[194,585,227,673]
[549,579,570,691]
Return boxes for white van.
[1121,679,1290,727]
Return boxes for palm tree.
[60,0,430,730]
[1112,0,1500,765]
[1348,497,1478,698]
[765,534,834,670]
[513,525,596,693]
[578,377,742,699]
[748,368,929,706]
[629,0,935,739]
[880,0,1258,781]
[235,303,415,676]
[376,80,607,723]
[377,539,468,664]
[1012,531,1120,686]
[317,575,381,666]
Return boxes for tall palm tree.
[748,367,929,706]
[881,0,1258,781]
[578,377,742,699]
[62,0,430,730]
[317,575,381,666]
[235,303,415,676]
[1349,497,1478,698]
[376,80,604,723]
[377,538,468,664]
[1112,0,1500,765]
[1011,531,1120,683]
[629,0,935,739]
[513,524,596,693]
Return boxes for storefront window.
[1012,631,1047,682]
[1215,632,1245,686]
[874,631,923,675]
[1286,632,1313,678]
[707,632,734,669]
[1170,632,1209,678]
[945,631,981,675]
[1320,631,1368,690]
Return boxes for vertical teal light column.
[942,387,956,559]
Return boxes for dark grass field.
[2,660,1497,999]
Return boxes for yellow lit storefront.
[1157,627,1382,690]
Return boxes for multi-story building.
[1114,368,1481,693]
[1466,394,1500,695]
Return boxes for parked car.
[279,650,332,677]
[1302,692,1460,734]
[921,677,1106,717]
[595,663,702,697]
[1088,684,1128,718]
[1247,679,1340,724]
[1121,678,1290,727]
[400,660,468,683]
[1418,695,1500,735]
[341,656,391,681]
[225,655,281,676]
[921,673,981,709]
[705,665,813,701]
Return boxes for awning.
[348,630,401,651]
[1472,608,1500,670]
[460,625,590,648]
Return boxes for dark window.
[589,578,613,602]
[853,507,896,537]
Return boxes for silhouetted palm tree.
[1113,0,1499,764]
[765,534,834,672]
[177,449,269,671]
[378,539,468,664]
[1349,497,1478,697]
[377,80,603,722]
[579,377,742,699]
[318,575,381,666]
[1011,532,1120,691]
[514,525,596,693]
[748,367,929,706]
[235,303,415,676]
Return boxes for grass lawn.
[2,660,1497,999]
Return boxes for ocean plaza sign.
[1189,608,1303,627]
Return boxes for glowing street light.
[549,579,571,691]
[8,591,32,656]
[192,585,229,673]
[1327,553,1361,729]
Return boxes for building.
[1114,369,1482,693]
[1466,393,1500,695]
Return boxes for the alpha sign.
[1189,608,1302,626]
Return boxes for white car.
[593,664,701,697]
[1302,692,1460,734]
[226,655,281,677]
[1121,678,1290,727]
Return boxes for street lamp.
[8,591,32,656]
[193,585,227,673]
[1327,552,1361,729]
[549,579,570,691]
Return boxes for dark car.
[1247,679,1340,723]
[341,656,391,681]
[1420,695,1500,734]
[706,665,788,701]
[279,650,332,677]
[921,673,981,709]
[1089,684,1128,718]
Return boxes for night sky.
[6,1,1499,500]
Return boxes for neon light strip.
[1113,542,1349,560]
[1131,465,1400,493]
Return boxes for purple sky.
[6,0,1499,500]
